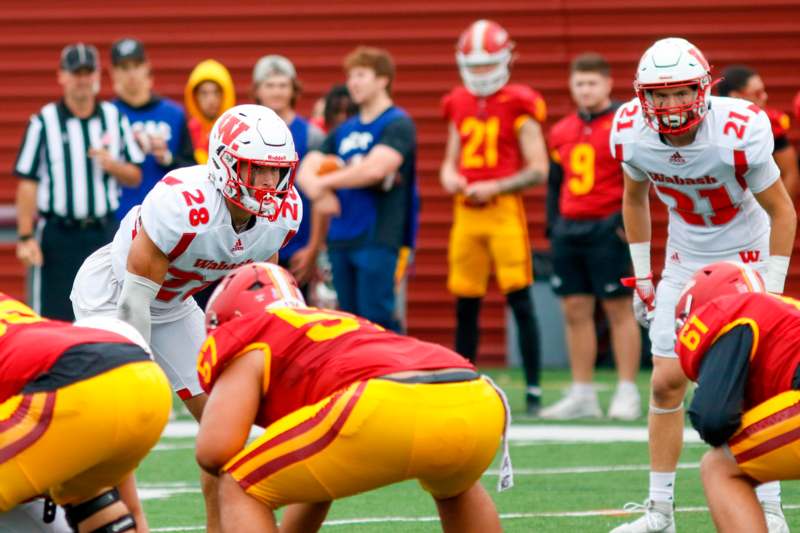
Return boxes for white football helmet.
[208,104,298,220]
[456,19,514,97]
[634,37,713,134]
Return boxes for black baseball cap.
[111,38,147,66]
[60,43,99,72]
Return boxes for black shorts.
[550,213,633,299]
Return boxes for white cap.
[253,55,296,84]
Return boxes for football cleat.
[760,500,790,533]
[610,500,676,533]
[539,387,602,420]
[608,385,642,421]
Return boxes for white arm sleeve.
[622,162,649,182]
[117,271,160,345]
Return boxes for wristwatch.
[18,233,34,242]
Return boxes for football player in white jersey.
[70,104,302,532]
[608,39,796,533]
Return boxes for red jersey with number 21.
[610,96,779,255]
[442,84,547,183]
[197,307,474,427]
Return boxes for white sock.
[617,381,638,395]
[649,472,676,503]
[572,382,595,398]
[755,481,781,503]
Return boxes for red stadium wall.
[0,0,798,363]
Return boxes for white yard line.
[161,421,702,443]
[150,504,800,531]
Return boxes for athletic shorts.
[71,244,206,399]
[649,240,768,358]
[550,213,632,299]
[728,390,800,483]
[448,193,532,297]
[223,376,505,509]
[0,348,171,510]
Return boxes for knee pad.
[649,403,684,415]
[64,488,136,533]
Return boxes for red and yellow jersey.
[198,307,475,427]
[0,293,132,403]
[764,106,790,144]
[441,84,546,183]
[548,106,623,219]
[677,293,800,409]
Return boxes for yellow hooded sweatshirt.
[184,59,236,164]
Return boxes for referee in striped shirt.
[13,43,144,321]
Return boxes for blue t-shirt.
[280,116,312,260]
[322,106,419,249]
[113,96,192,220]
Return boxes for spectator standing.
[252,54,326,293]
[297,46,419,333]
[13,43,143,321]
[110,38,195,220]
[184,59,235,164]
[718,65,800,200]
[541,53,641,420]
[440,20,548,414]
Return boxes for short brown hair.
[570,53,611,76]
[343,46,395,93]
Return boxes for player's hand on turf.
[290,246,319,285]
[465,180,501,203]
[16,239,43,267]
[622,274,656,328]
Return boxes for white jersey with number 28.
[111,165,302,313]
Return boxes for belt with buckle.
[45,214,112,229]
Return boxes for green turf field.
[139,368,800,532]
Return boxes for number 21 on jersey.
[461,117,499,169]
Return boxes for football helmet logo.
[674,261,765,331]
[208,104,299,220]
[205,262,306,331]
[634,37,713,134]
[456,19,514,97]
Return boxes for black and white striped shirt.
[13,100,144,219]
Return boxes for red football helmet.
[675,261,766,330]
[456,19,514,96]
[205,262,306,331]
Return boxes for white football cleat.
[761,501,790,533]
[539,387,602,420]
[609,500,676,533]
[608,385,642,420]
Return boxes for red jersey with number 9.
[548,106,623,219]
[442,84,547,183]
[197,307,475,427]
[0,293,135,403]
[676,293,800,409]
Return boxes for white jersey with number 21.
[610,95,779,256]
